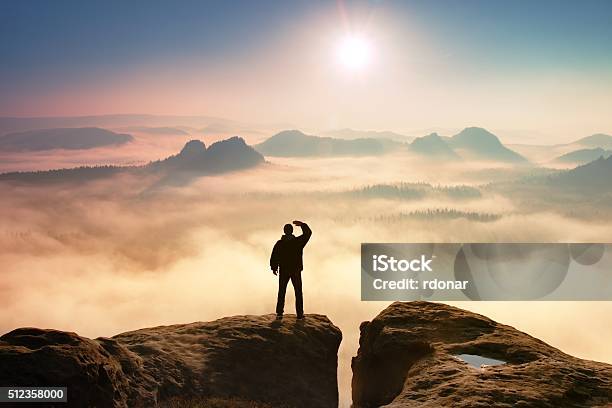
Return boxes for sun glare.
[337,35,371,71]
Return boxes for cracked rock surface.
[352,301,612,408]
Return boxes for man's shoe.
[276,314,283,319]
[296,314,305,319]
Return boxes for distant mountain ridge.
[0,127,133,151]
[554,147,612,164]
[152,136,264,173]
[572,133,612,149]
[0,137,264,183]
[119,126,189,135]
[0,114,235,135]
[410,132,459,159]
[549,155,612,192]
[324,128,412,142]
[256,127,527,163]
[448,127,527,163]
[254,129,404,157]
[408,127,527,163]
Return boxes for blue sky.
[2,1,610,74]
[1,0,611,137]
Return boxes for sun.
[337,35,371,71]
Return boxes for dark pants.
[276,270,303,316]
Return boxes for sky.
[1,0,611,139]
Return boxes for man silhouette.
[270,220,312,319]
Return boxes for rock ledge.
[0,314,342,408]
[352,301,612,408]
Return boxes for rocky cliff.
[0,314,342,408]
[352,301,612,407]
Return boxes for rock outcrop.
[352,301,612,408]
[154,137,265,173]
[0,137,264,184]
[448,127,527,163]
[0,314,342,408]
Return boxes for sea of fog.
[1,155,612,407]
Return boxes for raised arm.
[293,220,312,246]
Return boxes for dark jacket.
[270,223,312,273]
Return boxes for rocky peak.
[352,301,612,407]
[153,137,264,174]
[452,127,503,147]
[0,314,342,408]
[178,139,207,157]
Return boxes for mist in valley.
[2,152,612,406]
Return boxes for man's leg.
[291,271,304,318]
[276,272,291,316]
